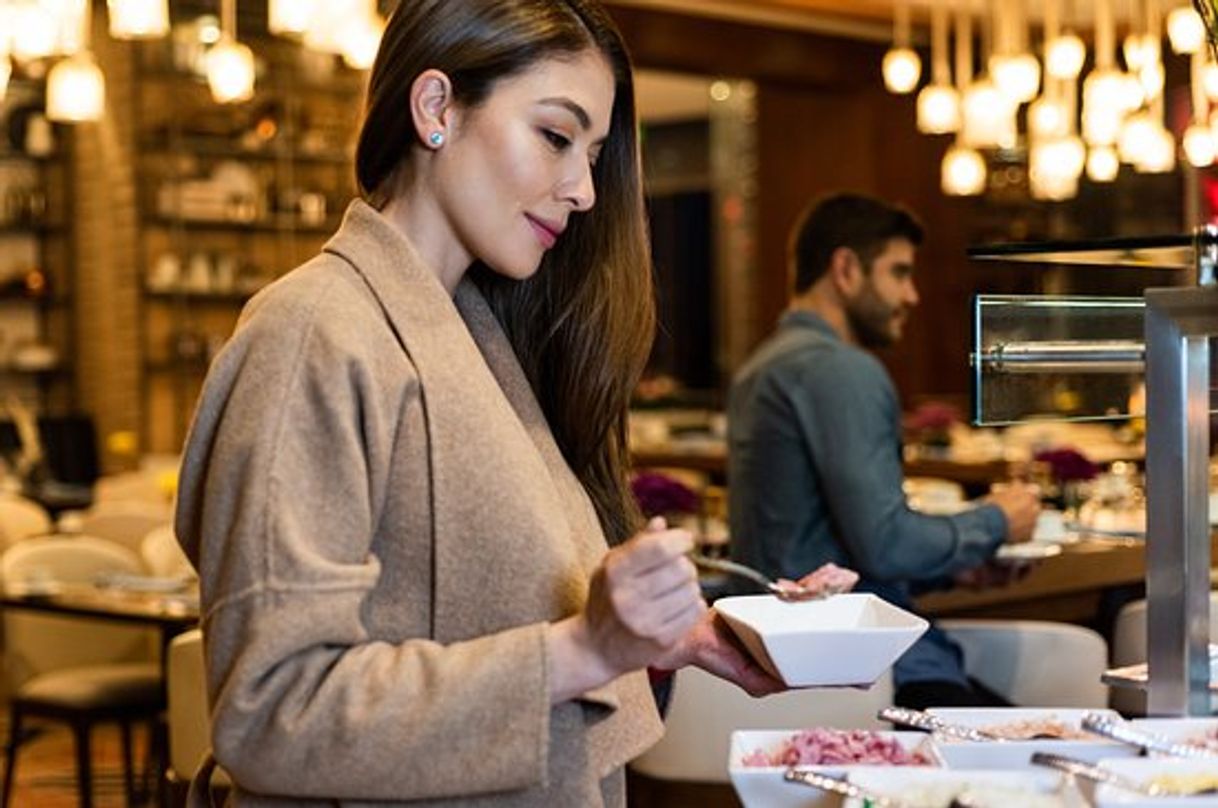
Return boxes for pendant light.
[107,0,169,39]
[941,5,985,197]
[1168,5,1206,54]
[12,1,61,63]
[916,0,959,133]
[206,0,255,104]
[269,0,319,36]
[882,0,921,94]
[1086,146,1120,182]
[339,0,384,70]
[46,0,105,123]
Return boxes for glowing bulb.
[206,39,255,104]
[12,3,59,62]
[916,84,961,134]
[1135,126,1176,173]
[340,13,383,70]
[1084,69,1127,112]
[107,0,169,39]
[0,58,10,104]
[941,145,986,195]
[962,78,1017,149]
[1029,144,1080,199]
[1029,97,1069,139]
[882,47,921,94]
[1168,6,1206,54]
[1118,112,1159,164]
[990,53,1041,103]
[1205,63,1218,100]
[46,51,105,122]
[269,0,319,35]
[1123,33,1159,71]
[1082,107,1122,147]
[1183,123,1215,167]
[1087,146,1120,181]
[1046,34,1086,79]
[303,0,363,53]
[1139,61,1165,101]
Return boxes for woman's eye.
[542,129,572,150]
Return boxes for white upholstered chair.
[74,503,173,555]
[0,495,51,549]
[139,524,195,580]
[1110,595,1218,715]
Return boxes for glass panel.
[968,233,1199,270]
[973,295,1146,425]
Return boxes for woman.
[175,1,854,804]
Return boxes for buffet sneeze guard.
[971,228,1218,716]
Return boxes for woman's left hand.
[777,562,860,597]
[653,610,785,697]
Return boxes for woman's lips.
[526,214,561,249]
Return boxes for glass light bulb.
[12,3,59,62]
[303,0,363,53]
[1123,33,1159,71]
[46,51,105,122]
[1029,97,1069,139]
[882,47,921,94]
[206,39,256,104]
[269,0,319,35]
[1183,123,1215,167]
[962,78,1017,149]
[1084,69,1127,111]
[1139,61,1165,101]
[1082,107,1122,147]
[1087,146,1120,181]
[340,13,383,70]
[1135,126,1176,173]
[941,145,986,196]
[107,0,169,39]
[916,84,961,134]
[1046,34,1086,79]
[1168,6,1206,54]
[1118,112,1159,165]
[990,53,1041,103]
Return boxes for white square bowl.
[844,767,1087,807]
[728,729,940,808]
[713,593,928,687]
[927,708,1138,770]
[1092,757,1218,806]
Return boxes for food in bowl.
[1147,772,1218,795]
[740,728,931,767]
[889,784,1069,808]
[978,716,1094,741]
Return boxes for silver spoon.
[689,554,846,602]
[1081,712,1218,759]
[784,769,984,808]
[1031,751,1218,797]
[879,706,1004,742]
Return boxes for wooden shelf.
[144,287,260,304]
[139,138,351,166]
[143,215,337,234]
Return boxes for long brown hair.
[355,0,653,545]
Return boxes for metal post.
[1144,283,1218,715]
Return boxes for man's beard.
[846,282,903,349]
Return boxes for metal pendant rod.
[977,340,1145,374]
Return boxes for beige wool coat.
[175,199,663,806]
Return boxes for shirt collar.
[779,309,840,342]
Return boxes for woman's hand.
[548,518,706,703]
[653,610,785,697]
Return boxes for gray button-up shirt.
[727,310,1007,686]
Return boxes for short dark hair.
[791,193,924,294]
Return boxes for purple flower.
[1033,447,1100,483]
[631,472,700,518]
[905,401,962,432]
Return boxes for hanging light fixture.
[1046,33,1086,79]
[882,0,921,94]
[339,0,384,70]
[303,0,363,54]
[46,0,105,123]
[269,0,319,36]
[12,1,62,63]
[206,0,255,104]
[989,0,1039,103]
[917,0,959,133]
[1168,5,1206,55]
[107,0,169,39]
[942,143,987,195]
[1086,145,1120,182]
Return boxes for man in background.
[727,192,1040,708]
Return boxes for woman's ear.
[410,69,456,149]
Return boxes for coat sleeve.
[175,276,554,801]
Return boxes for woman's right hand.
[548,518,706,703]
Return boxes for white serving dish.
[714,593,928,687]
[1128,718,1218,757]
[844,767,1086,807]
[927,707,1138,770]
[1093,757,1218,806]
[728,729,940,808]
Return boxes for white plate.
[995,542,1065,563]
[728,729,940,808]
[1093,756,1218,806]
[714,593,928,687]
[927,708,1137,770]
[845,767,1086,807]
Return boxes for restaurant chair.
[629,665,894,784]
[939,619,1109,708]
[167,629,229,805]
[139,525,195,581]
[0,495,52,549]
[74,503,173,555]
[1110,596,1218,715]
[0,536,164,808]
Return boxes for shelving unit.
[130,34,363,453]
[0,78,74,418]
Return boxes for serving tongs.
[1032,751,1218,797]
[878,706,1000,742]
[784,768,984,808]
[1081,711,1218,759]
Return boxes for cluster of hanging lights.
[0,0,386,122]
[882,0,1218,199]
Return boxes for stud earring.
[429,131,445,147]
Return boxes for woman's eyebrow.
[539,97,592,130]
